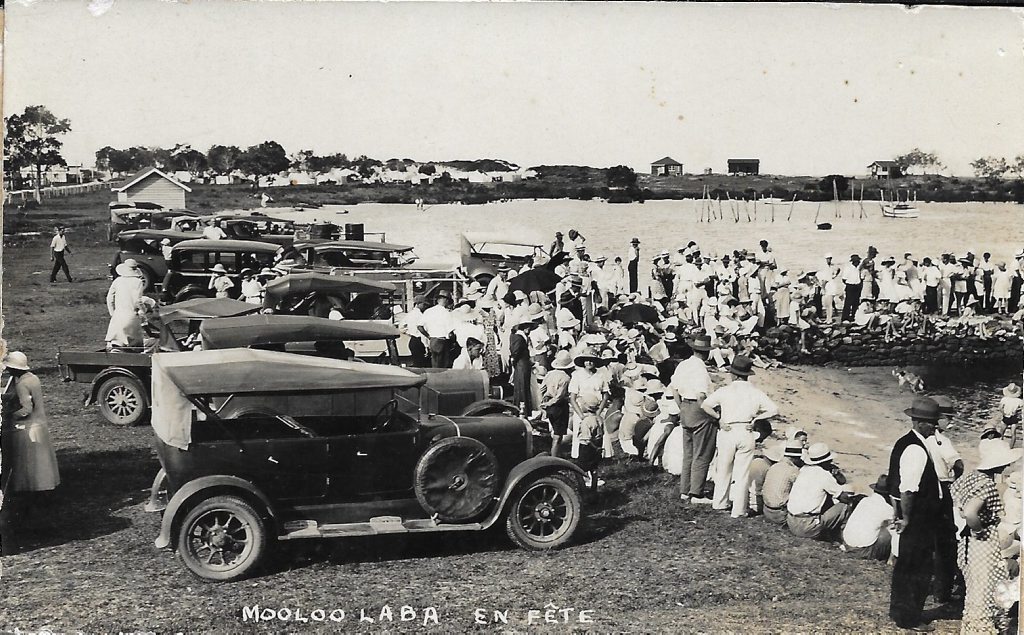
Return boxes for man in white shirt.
[920,257,941,314]
[418,292,455,368]
[786,442,854,540]
[701,355,778,518]
[927,396,964,605]
[452,337,485,370]
[484,265,511,303]
[401,295,430,367]
[49,226,74,283]
[840,254,863,322]
[842,474,895,560]
[671,336,715,503]
[887,396,942,632]
[938,254,957,315]
[203,221,228,241]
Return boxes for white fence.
[4,181,110,203]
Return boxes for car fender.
[154,475,278,550]
[89,367,150,406]
[479,456,585,529]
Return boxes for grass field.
[0,192,978,632]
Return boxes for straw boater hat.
[689,334,712,351]
[517,303,546,328]
[904,396,940,422]
[573,347,606,367]
[258,267,276,278]
[1004,383,1022,398]
[977,440,1024,472]
[551,350,574,371]
[805,442,834,466]
[3,351,30,371]
[727,355,755,377]
[211,263,228,274]
[662,331,677,343]
[784,443,804,459]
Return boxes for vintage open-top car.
[148,348,584,582]
[459,233,549,286]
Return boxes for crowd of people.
[397,230,1023,633]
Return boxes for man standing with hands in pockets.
[49,225,73,283]
[701,355,778,518]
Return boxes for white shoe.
[691,496,714,505]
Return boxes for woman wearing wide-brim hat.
[509,303,545,414]
[950,440,1023,634]
[208,262,234,299]
[105,259,146,348]
[567,347,610,489]
[0,352,60,554]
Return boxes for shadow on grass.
[7,448,157,554]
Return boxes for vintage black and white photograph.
[1,1,1022,632]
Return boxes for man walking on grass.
[49,226,73,283]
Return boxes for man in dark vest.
[888,396,943,632]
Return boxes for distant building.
[17,164,85,187]
[867,160,903,179]
[727,159,760,175]
[112,167,191,209]
[651,156,683,177]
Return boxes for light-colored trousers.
[712,425,756,517]
[939,279,952,315]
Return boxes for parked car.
[204,214,299,246]
[261,271,396,320]
[286,240,465,315]
[460,233,548,286]
[147,348,584,582]
[161,239,280,303]
[196,314,515,417]
[108,203,202,240]
[110,228,200,290]
[56,298,262,426]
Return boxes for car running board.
[278,516,484,540]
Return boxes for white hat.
[161,238,172,244]
[659,397,680,416]
[3,351,30,371]
[805,442,833,465]
[763,444,786,463]
[556,307,580,329]
[824,253,833,259]
[115,262,141,277]
[211,263,228,274]
[644,379,666,396]
[977,440,1024,471]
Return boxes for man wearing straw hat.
[701,355,778,518]
[762,442,804,525]
[786,442,855,540]
[887,396,943,632]
[670,336,715,503]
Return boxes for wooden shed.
[112,167,192,209]
[727,159,760,175]
[651,156,683,177]
[867,161,903,179]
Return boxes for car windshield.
[473,242,537,259]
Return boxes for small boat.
[760,197,787,205]
[881,202,919,219]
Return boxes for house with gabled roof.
[651,156,683,177]
[112,167,192,209]
[867,160,903,179]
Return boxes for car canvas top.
[293,239,414,253]
[199,315,399,350]
[118,229,200,242]
[171,238,281,253]
[156,297,262,323]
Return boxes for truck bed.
[57,348,152,383]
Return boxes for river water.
[272,199,1023,274]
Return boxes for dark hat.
[573,347,607,367]
[932,395,954,415]
[871,474,890,496]
[904,396,940,422]
[631,237,640,244]
[688,334,713,352]
[728,355,755,377]
[555,231,564,237]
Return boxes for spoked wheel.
[505,474,581,551]
[97,375,149,426]
[177,496,267,582]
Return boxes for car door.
[328,418,421,502]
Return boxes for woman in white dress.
[105,260,145,348]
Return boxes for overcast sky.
[5,1,1023,176]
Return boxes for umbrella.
[613,303,660,324]
[507,267,562,294]
[264,272,395,304]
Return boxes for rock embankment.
[757,325,1023,367]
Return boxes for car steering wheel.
[370,399,399,433]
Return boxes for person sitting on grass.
[841,474,896,561]
[786,442,856,541]
[762,442,805,525]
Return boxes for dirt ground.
[0,198,1012,632]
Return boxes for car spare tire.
[414,437,500,523]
